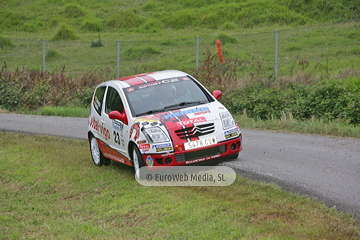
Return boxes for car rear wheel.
[132,146,145,179]
[90,136,107,166]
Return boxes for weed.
[90,36,104,47]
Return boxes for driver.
[154,83,176,109]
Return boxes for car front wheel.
[132,146,145,179]
[90,135,107,166]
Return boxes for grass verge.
[1,132,359,239]
[234,112,360,138]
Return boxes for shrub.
[107,10,144,29]
[51,24,79,41]
[0,79,22,110]
[90,36,104,47]
[81,19,104,32]
[46,49,62,59]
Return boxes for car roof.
[105,70,189,89]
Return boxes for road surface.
[1,113,359,220]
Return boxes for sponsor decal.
[103,152,125,163]
[112,120,124,131]
[153,143,173,152]
[194,109,211,115]
[164,107,210,120]
[185,154,220,164]
[224,128,239,139]
[146,155,154,167]
[127,88,135,92]
[135,118,159,123]
[138,144,151,150]
[137,140,147,144]
[182,77,190,81]
[129,123,140,140]
[89,116,110,140]
[177,116,206,126]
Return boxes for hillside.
[1,0,358,39]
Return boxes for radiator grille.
[175,123,215,139]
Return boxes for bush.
[81,19,104,32]
[90,36,104,47]
[107,10,144,29]
[222,78,360,125]
[51,24,79,41]
[0,79,22,110]
[46,49,62,59]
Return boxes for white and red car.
[88,70,242,175]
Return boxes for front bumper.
[141,135,242,166]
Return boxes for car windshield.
[124,76,213,117]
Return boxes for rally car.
[88,70,242,176]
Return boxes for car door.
[102,85,129,158]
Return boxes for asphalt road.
[1,113,359,220]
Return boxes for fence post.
[274,29,278,81]
[196,36,200,71]
[116,40,120,78]
[42,39,46,73]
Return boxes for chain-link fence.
[1,20,359,80]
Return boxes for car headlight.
[144,127,169,143]
[220,112,235,130]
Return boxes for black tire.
[132,146,145,179]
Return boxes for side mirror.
[109,110,128,125]
[212,90,222,100]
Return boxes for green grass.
[0,0,358,78]
[1,132,359,239]
[234,112,360,138]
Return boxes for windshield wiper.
[164,101,202,110]
[136,109,165,117]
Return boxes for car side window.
[93,86,106,116]
[105,87,124,114]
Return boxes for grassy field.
[1,0,359,78]
[1,132,359,239]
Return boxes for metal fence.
[1,20,359,80]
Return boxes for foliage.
[0,65,104,110]
[107,10,144,29]
[62,4,87,18]
[51,24,79,41]
[222,77,360,125]
[81,19,104,32]
[90,36,104,47]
